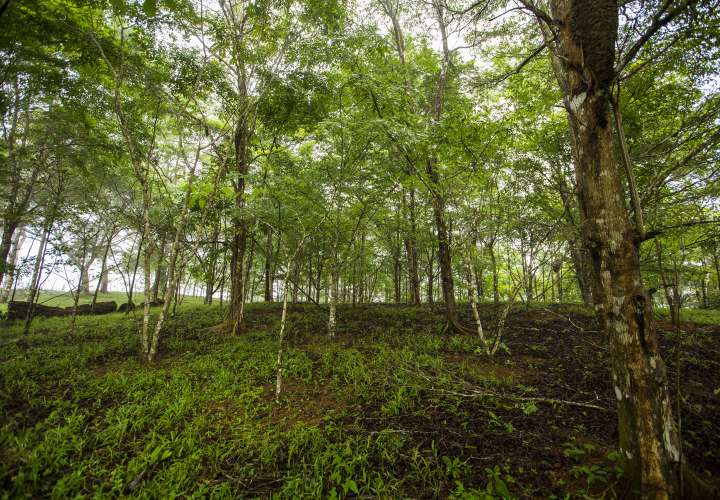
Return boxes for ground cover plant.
[2,303,719,498]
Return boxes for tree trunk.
[403,189,421,304]
[264,227,273,301]
[655,240,679,326]
[427,248,434,304]
[547,1,684,495]
[229,121,250,334]
[91,228,114,309]
[0,221,19,290]
[152,241,166,303]
[468,264,484,342]
[429,177,461,329]
[315,254,323,303]
[393,254,401,303]
[488,240,500,306]
[23,221,52,335]
[569,242,593,306]
[328,268,338,337]
[0,226,24,304]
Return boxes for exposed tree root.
[205,320,244,335]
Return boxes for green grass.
[654,307,720,325]
[0,290,207,313]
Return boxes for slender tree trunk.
[558,175,594,307]
[126,231,145,310]
[430,185,461,329]
[403,190,421,304]
[23,222,52,335]
[468,265,484,342]
[140,182,153,357]
[569,243,593,306]
[239,223,257,317]
[427,248,434,304]
[328,268,338,337]
[655,240,678,326]
[546,2,686,495]
[0,222,19,290]
[275,264,291,402]
[393,254,401,303]
[152,240,167,303]
[488,240,500,306]
[315,255,323,303]
[91,228,114,310]
[556,266,563,303]
[0,227,24,303]
[68,260,88,337]
[264,227,273,301]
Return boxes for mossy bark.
[548,1,684,496]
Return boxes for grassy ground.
[0,290,207,313]
[1,302,719,498]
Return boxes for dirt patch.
[261,382,351,429]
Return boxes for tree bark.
[488,239,500,306]
[0,226,24,303]
[427,248,434,304]
[0,221,20,291]
[403,189,421,304]
[229,121,250,334]
[546,1,686,495]
[569,242,594,306]
[92,228,114,310]
[23,221,52,335]
[264,226,273,301]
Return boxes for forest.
[1,0,720,498]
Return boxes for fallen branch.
[426,386,609,412]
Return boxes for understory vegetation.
[2,303,719,498]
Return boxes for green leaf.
[343,479,359,494]
[494,477,511,498]
[143,0,157,17]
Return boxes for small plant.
[488,411,515,433]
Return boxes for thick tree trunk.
[547,1,685,496]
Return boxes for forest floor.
[1,302,719,498]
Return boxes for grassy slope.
[0,290,207,313]
[1,303,719,498]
